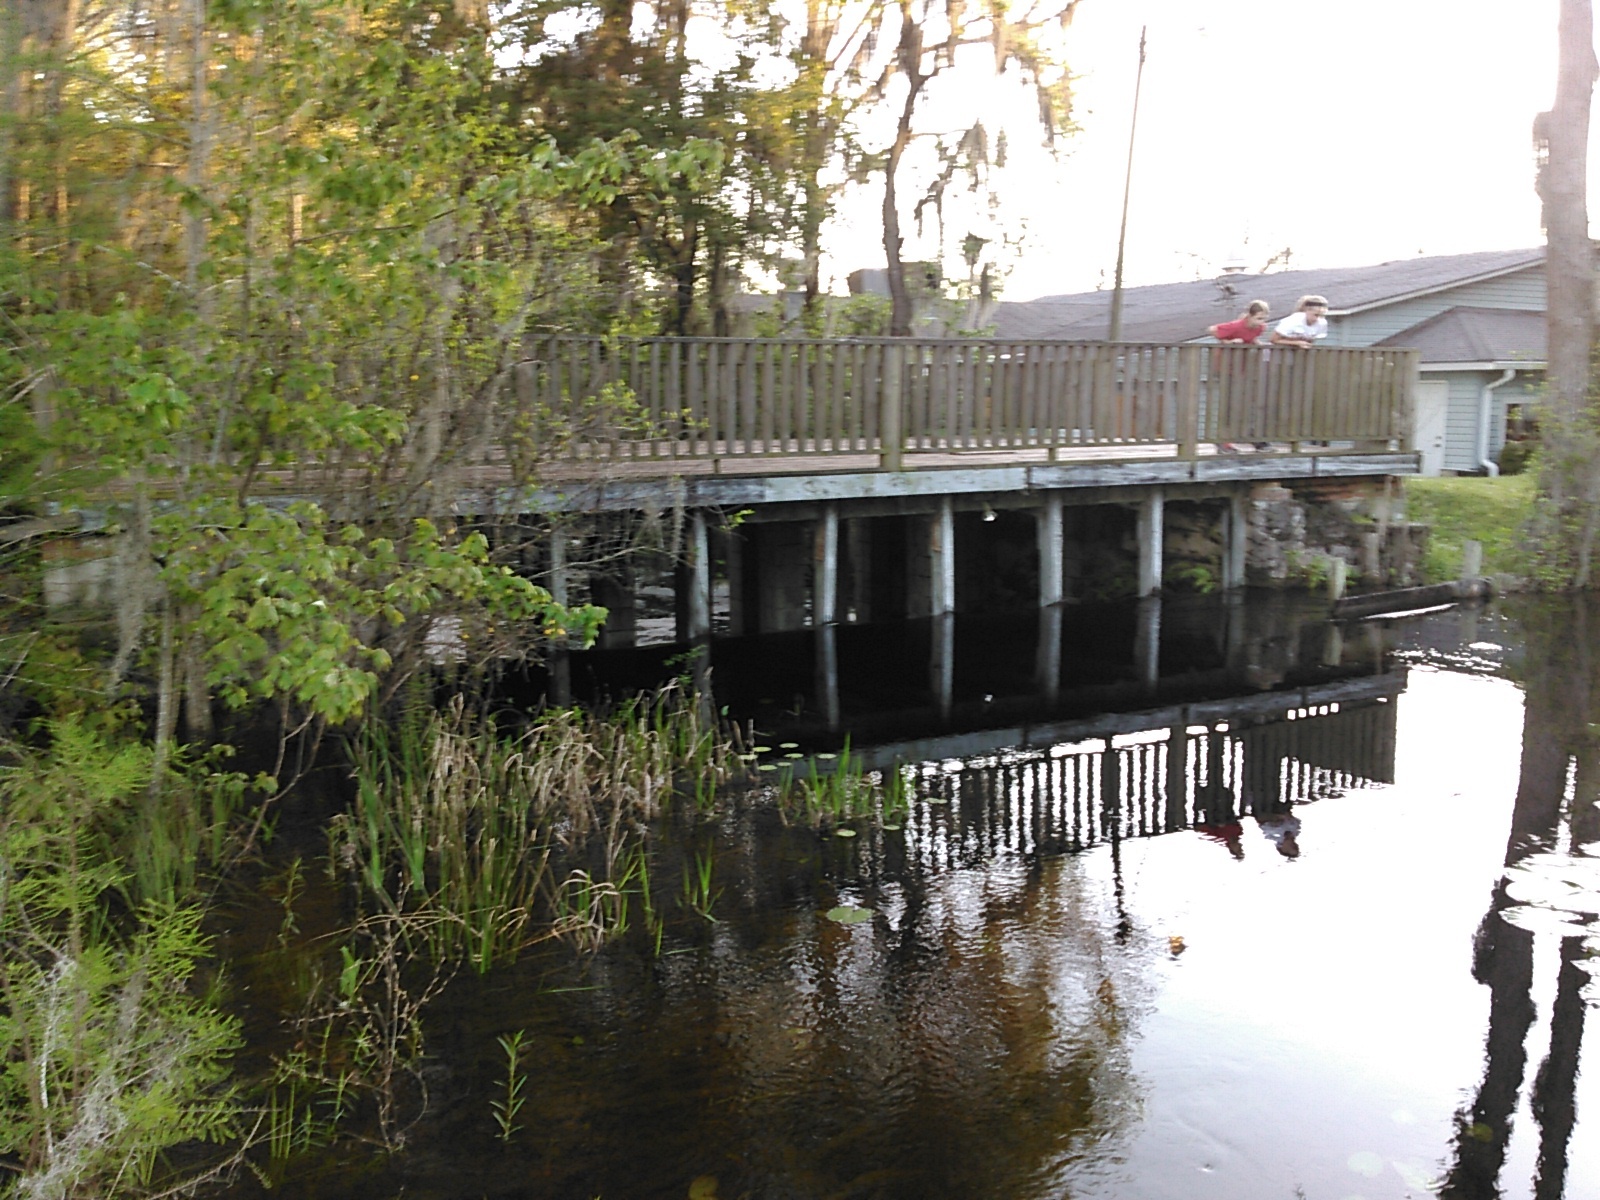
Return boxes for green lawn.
[1405,474,1536,583]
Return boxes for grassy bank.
[1406,474,1536,584]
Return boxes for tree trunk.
[883,93,915,336]
[1540,0,1596,418]
[1533,0,1599,585]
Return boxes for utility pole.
[1107,25,1147,343]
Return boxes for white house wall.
[1425,369,1539,473]
[1329,268,1546,347]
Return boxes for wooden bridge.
[513,336,1418,477]
[481,336,1421,667]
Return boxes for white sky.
[818,0,1568,301]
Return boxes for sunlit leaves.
[157,503,602,725]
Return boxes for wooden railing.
[511,338,1418,469]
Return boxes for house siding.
[1328,267,1546,347]
[1424,368,1541,472]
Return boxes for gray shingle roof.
[992,247,1543,342]
[1374,306,1546,365]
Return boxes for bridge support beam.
[724,530,747,636]
[547,526,571,705]
[845,517,872,623]
[685,510,711,642]
[592,528,637,649]
[1037,492,1064,607]
[813,504,839,626]
[1224,491,1249,590]
[932,496,956,616]
[1137,489,1165,598]
[755,522,811,632]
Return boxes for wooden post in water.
[1137,489,1165,597]
[813,504,839,625]
[1327,554,1347,601]
[1036,603,1063,703]
[1038,491,1064,606]
[815,623,841,731]
[547,525,571,706]
[1135,595,1161,690]
[686,510,711,641]
[932,495,956,616]
[1224,492,1249,590]
[1461,539,1484,579]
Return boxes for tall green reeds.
[336,681,744,971]
[777,741,910,831]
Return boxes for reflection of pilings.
[815,624,840,733]
[1224,591,1247,673]
[894,691,1400,873]
[930,612,954,722]
[1134,596,1161,690]
[1036,604,1063,703]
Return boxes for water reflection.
[1439,602,1596,1199]
[291,593,1600,1199]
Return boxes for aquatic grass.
[679,848,720,922]
[777,740,909,832]
[337,681,745,968]
[489,1031,529,1143]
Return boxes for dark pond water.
[258,593,1600,1200]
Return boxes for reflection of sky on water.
[1083,667,1546,1198]
[375,599,1600,1200]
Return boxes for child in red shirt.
[1209,301,1270,451]
[1208,300,1270,343]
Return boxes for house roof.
[991,247,1544,343]
[1373,306,1547,366]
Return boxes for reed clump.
[776,742,910,831]
[335,681,744,971]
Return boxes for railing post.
[880,340,904,471]
[1399,348,1420,451]
[1175,345,1201,460]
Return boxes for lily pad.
[750,745,772,754]
[779,742,799,749]
[881,824,902,832]
[826,904,874,924]
[784,752,804,759]
[816,752,837,760]
[834,827,858,838]
[926,797,948,806]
